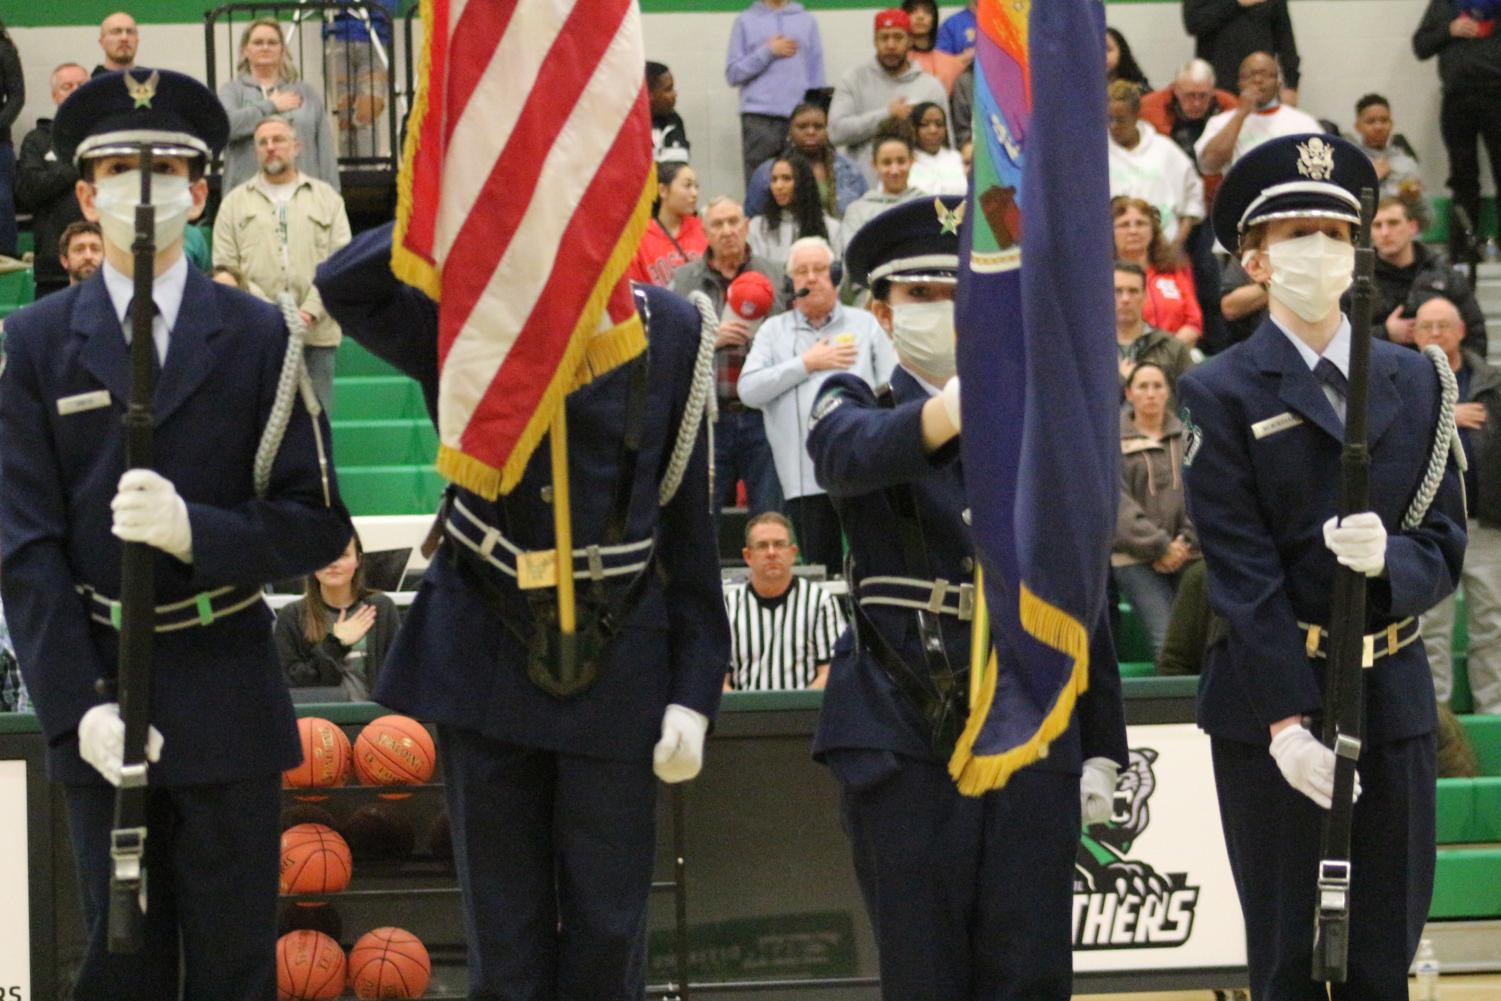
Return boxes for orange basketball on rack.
[276,929,346,1000]
[349,926,431,999]
[284,717,353,789]
[280,823,353,895]
[353,715,436,786]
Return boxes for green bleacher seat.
[331,418,439,467]
[1436,778,1477,844]
[336,337,400,377]
[0,267,35,320]
[336,464,445,516]
[1118,661,1156,679]
[1461,714,1501,775]
[1115,603,1153,664]
[334,375,429,420]
[1431,848,1501,919]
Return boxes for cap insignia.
[935,197,966,236]
[1296,136,1335,181]
[124,69,159,110]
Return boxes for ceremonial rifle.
[105,144,159,954]
[1311,187,1377,984]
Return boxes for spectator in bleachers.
[725,0,826,187]
[902,1,967,94]
[1350,93,1428,228]
[1358,196,1487,356]
[748,149,839,272]
[274,532,398,700]
[1114,360,1198,659]
[744,102,867,220]
[627,161,704,286]
[213,117,352,412]
[1182,0,1300,99]
[16,63,88,297]
[950,64,973,148]
[1413,0,1501,260]
[0,42,14,268]
[673,195,787,518]
[219,18,340,194]
[908,101,966,196]
[323,0,395,158]
[93,12,138,77]
[1105,27,1150,89]
[1415,294,1501,715]
[741,237,895,569]
[1194,51,1320,176]
[1114,261,1195,387]
[1108,81,1204,263]
[724,512,847,691]
[1219,252,1268,347]
[935,1,978,56]
[0,20,19,260]
[827,9,947,188]
[1156,558,1211,676]
[838,121,927,260]
[1139,60,1236,352]
[648,61,690,164]
[59,221,102,286]
[1112,196,1204,346]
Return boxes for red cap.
[874,9,911,32]
[726,271,775,321]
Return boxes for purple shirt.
[724,1,827,117]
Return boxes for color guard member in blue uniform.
[1179,134,1466,1001]
[805,196,1129,1001]
[0,69,352,1000]
[315,226,728,1001]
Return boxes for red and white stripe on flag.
[392,0,656,499]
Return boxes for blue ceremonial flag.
[948,0,1120,795]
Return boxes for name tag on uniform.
[516,549,558,590]
[56,390,112,416]
[1251,412,1304,440]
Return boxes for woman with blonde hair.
[217,17,340,192]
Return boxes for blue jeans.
[713,408,783,515]
[1113,562,1183,659]
[0,142,16,258]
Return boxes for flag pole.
[550,407,579,686]
[967,565,989,707]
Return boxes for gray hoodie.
[827,58,948,184]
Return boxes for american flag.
[392,0,655,499]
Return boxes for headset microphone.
[793,287,812,299]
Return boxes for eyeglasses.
[748,540,794,552]
[1414,321,1459,332]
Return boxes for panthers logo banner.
[948,0,1119,794]
[392,0,654,499]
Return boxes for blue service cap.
[844,194,966,289]
[1211,133,1378,252]
[53,68,230,166]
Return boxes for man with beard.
[212,116,351,411]
[93,11,138,77]
[60,220,103,285]
[1195,51,1320,176]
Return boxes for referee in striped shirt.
[724,512,848,690]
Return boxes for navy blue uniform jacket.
[315,225,728,762]
[1179,319,1466,745]
[807,368,1129,772]
[0,269,353,786]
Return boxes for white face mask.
[890,300,957,382]
[91,170,196,252]
[1263,232,1354,324]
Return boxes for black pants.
[740,113,789,188]
[1211,733,1436,1001]
[1440,83,1501,251]
[437,725,658,1001]
[786,492,843,573]
[64,776,282,1001]
[1188,219,1230,355]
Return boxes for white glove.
[1322,511,1386,577]
[77,702,163,787]
[1080,756,1119,826]
[112,469,193,562]
[1269,724,1362,810]
[941,376,961,433]
[653,704,709,784]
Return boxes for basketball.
[349,927,431,999]
[353,715,436,786]
[284,717,353,789]
[276,929,346,1001]
[280,823,353,895]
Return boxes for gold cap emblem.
[124,69,159,110]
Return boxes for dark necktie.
[1314,358,1348,400]
[124,297,163,378]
